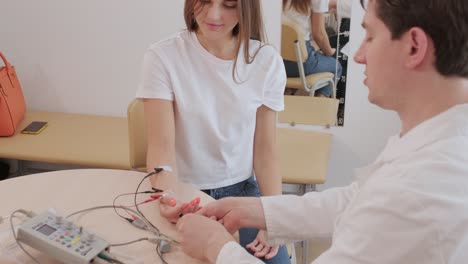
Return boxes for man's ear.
[405,27,430,69]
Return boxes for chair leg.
[302,240,308,264]
[301,184,316,264]
[287,243,297,264]
[305,184,316,193]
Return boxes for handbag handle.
[0,51,17,82]
[0,51,14,73]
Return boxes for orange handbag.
[0,51,27,136]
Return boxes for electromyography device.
[17,211,109,264]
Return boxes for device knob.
[55,216,64,225]
[85,233,95,242]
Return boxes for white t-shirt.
[337,0,352,20]
[136,30,286,190]
[282,0,329,41]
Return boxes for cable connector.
[154,166,172,173]
[93,256,112,264]
[158,240,171,254]
[98,252,114,262]
[148,237,172,254]
[17,209,36,218]
[130,218,148,230]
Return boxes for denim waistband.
[201,176,260,200]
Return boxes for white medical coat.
[217,104,468,264]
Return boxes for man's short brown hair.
[361,0,468,78]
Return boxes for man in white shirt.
[175,0,468,263]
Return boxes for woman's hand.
[159,193,201,223]
[246,230,279,260]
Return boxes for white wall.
[0,0,401,189]
[0,0,281,117]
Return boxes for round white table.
[0,169,212,264]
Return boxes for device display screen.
[36,224,56,236]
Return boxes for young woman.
[136,0,290,262]
[282,0,343,97]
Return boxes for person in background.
[328,0,352,20]
[175,0,468,263]
[136,0,290,263]
[282,0,343,97]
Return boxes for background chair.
[128,98,147,172]
[281,22,335,98]
[278,128,331,192]
[278,127,333,264]
[127,99,334,263]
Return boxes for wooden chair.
[281,21,335,98]
[127,98,146,172]
[278,127,333,264]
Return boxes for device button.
[64,222,73,230]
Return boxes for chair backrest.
[279,96,339,126]
[278,128,331,185]
[281,21,308,62]
[127,99,147,171]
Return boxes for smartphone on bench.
[21,121,48,135]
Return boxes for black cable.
[115,167,173,264]
[112,191,156,222]
[134,168,164,235]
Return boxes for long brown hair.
[282,0,312,16]
[184,0,267,81]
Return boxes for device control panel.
[17,211,109,264]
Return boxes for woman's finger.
[254,245,270,258]
[159,193,177,206]
[252,242,265,253]
[265,246,279,260]
[246,239,259,251]
[185,198,201,214]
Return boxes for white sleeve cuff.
[216,241,264,264]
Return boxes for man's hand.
[177,213,235,263]
[246,230,279,260]
[197,197,266,233]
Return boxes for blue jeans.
[202,177,291,264]
[283,40,343,97]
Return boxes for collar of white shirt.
[379,103,468,163]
